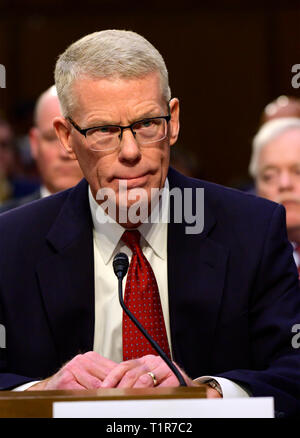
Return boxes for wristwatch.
[206,379,223,396]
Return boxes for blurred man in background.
[237,96,300,193]
[0,118,16,202]
[249,117,300,274]
[0,86,83,212]
[0,117,38,204]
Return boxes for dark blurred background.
[0,0,299,189]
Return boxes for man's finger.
[101,360,142,388]
[67,353,117,383]
[133,373,155,388]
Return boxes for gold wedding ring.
[147,371,157,386]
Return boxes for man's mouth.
[114,173,150,188]
[278,198,300,205]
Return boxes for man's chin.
[287,219,300,230]
[287,224,300,244]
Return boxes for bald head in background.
[29,86,83,194]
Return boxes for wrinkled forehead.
[258,129,300,168]
[74,71,164,95]
[70,73,167,119]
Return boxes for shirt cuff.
[194,375,250,398]
[12,381,41,391]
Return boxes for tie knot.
[122,230,141,252]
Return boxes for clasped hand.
[27,351,221,397]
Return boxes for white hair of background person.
[249,117,300,178]
[54,29,171,118]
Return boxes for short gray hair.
[54,29,171,117]
[249,117,300,178]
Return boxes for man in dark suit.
[0,117,39,204]
[0,30,299,417]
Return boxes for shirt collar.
[40,185,52,198]
[138,179,169,261]
[89,179,169,264]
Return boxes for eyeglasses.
[67,114,171,152]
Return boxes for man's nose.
[118,129,141,163]
[278,171,294,190]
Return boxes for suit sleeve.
[0,320,38,391]
[217,204,300,418]
[0,300,38,390]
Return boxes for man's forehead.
[70,73,166,121]
[259,148,300,170]
[37,95,61,127]
[267,128,300,145]
[259,130,300,155]
[72,72,163,99]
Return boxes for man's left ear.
[168,98,180,146]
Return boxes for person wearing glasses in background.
[0,30,299,418]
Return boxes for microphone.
[113,252,129,280]
[113,252,187,387]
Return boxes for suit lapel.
[36,180,95,365]
[167,168,229,378]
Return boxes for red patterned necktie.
[121,230,171,361]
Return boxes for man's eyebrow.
[85,119,116,127]
[259,165,279,173]
[87,112,163,128]
[133,111,163,121]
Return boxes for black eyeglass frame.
[66,114,171,141]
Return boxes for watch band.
[206,379,223,396]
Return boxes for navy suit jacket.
[0,167,299,417]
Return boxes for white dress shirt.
[91,182,171,362]
[292,242,300,268]
[40,186,52,199]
